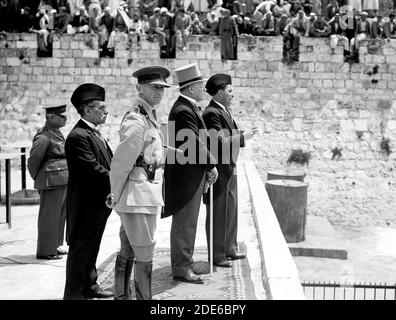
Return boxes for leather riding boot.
[114,255,134,300]
[134,261,153,300]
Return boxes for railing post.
[21,147,26,190]
[5,158,11,228]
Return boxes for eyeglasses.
[89,105,107,112]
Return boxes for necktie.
[93,128,106,146]
[152,109,157,121]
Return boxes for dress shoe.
[213,260,233,268]
[193,264,210,275]
[57,248,68,255]
[36,254,62,260]
[84,288,114,299]
[226,253,246,260]
[173,271,204,284]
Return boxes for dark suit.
[163,95,216,277]
[202,100,245,262]
[63,119,113,300]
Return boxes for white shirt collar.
[212,99,227,111]
[81,118,97,129]
[180,93,199,107]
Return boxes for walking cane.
[209,185,213,276]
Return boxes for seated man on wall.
[306,12,316,36]
[328,13,350,56]
[98,7,115,57]
[202,11,219,35]
[287,9,309,62]
[381,13,396,39]
[256,10,276,35]
[54,6,71,35]
[67,6,90,34]
[350,11,372,53]
[310,14,331,37]
[148,7,167,49]
[175,8,192,51]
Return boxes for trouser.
[63,210,109,300]
[36,188,66,256]
[117,211,158,300]
[330,35,350,52]
[170,175,205,277]
[205,174,238,263]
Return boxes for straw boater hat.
[174,64,207,90]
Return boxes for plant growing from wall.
[286,149,311,166]
[380,137,391,155]
[356,130,364,139]
[331,147,342,160]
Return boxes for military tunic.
[27,125,67,257]
[110,97,164,262]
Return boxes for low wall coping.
[244,160,306,300]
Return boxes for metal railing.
[302,281,396,300]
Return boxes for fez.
[70,83,105,108]
[133,66,171,87]
[205,73,232,96]
[43,104,67,114]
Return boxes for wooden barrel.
[267,169,306,182]
[265,179,308,243]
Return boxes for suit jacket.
[27,125,67,190]
[162,95,216,217]
[202,100,245,201]
[110,98,164,214]
[65,119,113,245]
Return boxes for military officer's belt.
[134,155,163,182]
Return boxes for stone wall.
[1,32,396,226]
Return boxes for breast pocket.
[126,167,164,207]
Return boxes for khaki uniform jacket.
[110,97,164,214]
[27,125,67,191]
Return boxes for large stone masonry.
[1,32,396,226]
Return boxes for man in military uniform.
[63,83,113,300]
[28,104,68,260]
[107,66,171,300]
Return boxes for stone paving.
[0,161,266,300]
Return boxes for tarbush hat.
[205,73,232,96]
[175,63,207,89]
[132,66,171,87]
[70,83,105,108]
[43,104,67,114]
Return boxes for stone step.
[288,215,348,260]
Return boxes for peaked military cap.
[43,104,67,114]
[205,73,232,96]
[132,66,171,87]
[70,83,105,108]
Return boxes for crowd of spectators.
[1,1,396,61]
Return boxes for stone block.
[6,57,20,66]
[16,41,37,49]
[53,49,72,58]
[45,58,62,68]
[62,58,75,67]
[82,50,98,58]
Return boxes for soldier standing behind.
[107,66,171,300]
[28,104,69,260]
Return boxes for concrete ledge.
[244,161,305,300]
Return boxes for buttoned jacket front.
[110,97,164,214]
